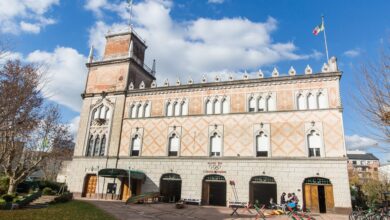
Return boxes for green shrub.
[52,192,73,203]
[38,181,63,192]
[1,194,15,203]
[42,187,55,195]
[0,176,9,195]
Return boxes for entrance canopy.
[98,168,146,180]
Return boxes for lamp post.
[128,166,131,200]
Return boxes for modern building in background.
[347,150,380,182]
[64,27,352,214]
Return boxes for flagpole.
[322,15,329,61]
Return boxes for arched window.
[181,101,188,116]
[87,135,94,156]
[317,92,327,109]
[144,102,151,117]
[256,132,269,157]
[206,99,212,115]
[105,107,111,119]
[137,104,143,118]
[214,99,221,114]
[210,132,222,157]
[99,106,106,119]
[307,130,322,157]
[267,96,276,111]
[222,98,229,114]
[258,97,266,112]
[168,133,180,156]
[166,102,173,116]
[249,97,256,112]
[307,93,316,109]
[130,104,137,118]
[93,135,100,156]
[297,93,306,110]
[131,134,141,156]
[174,101,180,116]
[99,135,106,156]
[93,108,99,119]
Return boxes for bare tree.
[356,47,390,141]
[0,60,68,193]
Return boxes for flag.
[312,22,324,35]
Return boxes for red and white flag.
[312,22,324,35]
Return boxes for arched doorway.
[82,174,97,198]
[303,177,334,213]
[249,176,277,206]
[202,174,226,206]
[160,173,182,203]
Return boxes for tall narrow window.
[87,135,94,156]
[130,105,137,118]
[144,103,151,117]
[317,92,327,109]
[258,97,267,112]
[267,96,276,111]
[105,107,111,119]
[256,132,269,157]
[181,101,188,116]
[307,130,322,157]
[93,135,100,156]
[206,100,212,115]
[99,135,106,156]
[222,98,229,114]
[174,102,180,116]
[307,93,316,109]
[214,99,221,114]
[249,97,256,112]
[93,109,99,119]
[137,104,143,118]
[168,133,180,156]
[131,135,141,156]
[297,94,306,110]
[210,132,222,157]
[166,102,173,116]
[99,106,106,119]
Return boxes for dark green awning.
[98,168,146,180]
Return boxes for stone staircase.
[23,195,57,209]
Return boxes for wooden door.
[122,181,130,201]
[324,185,334,211]
[310,185,319,213]
[202,182,209,205]
[85,175,97,198]
[304,184,312,210]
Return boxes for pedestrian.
[280,192,286,204]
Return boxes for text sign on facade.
[203,162,226,173]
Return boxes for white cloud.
[0,0,59,34]
[87,0,319,84]
[26,47,87,112]
[208,0,225,3]
[68,116,80,138]
[344,48,360,58]
[345,134,379,150]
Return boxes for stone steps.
[23,195,57,209]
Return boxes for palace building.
[66,27,352,213]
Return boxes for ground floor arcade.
[66,157,352,214]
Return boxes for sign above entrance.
[203,162,226,174]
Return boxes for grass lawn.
[0,200,116,220]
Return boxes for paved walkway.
[83,200,349,220]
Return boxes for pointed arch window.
[256,132,269,157]
[144,102,151,117]
[317,92,327,109]
[267,96,276,111]
[214,99,221,114]
[181,100,188,116]
[137,104,143,118]
[307,130,322,157]
[258,97,266,112]
[210,132,222,157]
[131,134,141,156]
[130,104,137,118]
[297,93,306,110]
[249,97,256,112]
[222,98,229,114]
[307,93,316,110]
[174,101,180,116]
[166,102,173,116]
[93,135,100,156]
[168,133,180,156]
[99,135,106,156]
[87,135,94,156]
[206,99,213,115]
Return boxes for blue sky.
[1,0,389,161]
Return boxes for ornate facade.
[66,28,352,214]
